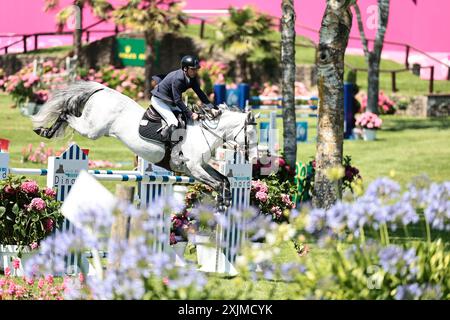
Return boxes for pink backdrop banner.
[1,0,449,79]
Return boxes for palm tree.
[112,0,187,97]
[44,0,113,68]
[213,6,278,82]
[353,0,390,114]
[313,0,354,209]
[281,0,297,169]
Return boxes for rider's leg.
[151,97,179,141]
[151,97,178,125]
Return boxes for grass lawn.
[1,91,449,299]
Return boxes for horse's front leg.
[203,165,232,205]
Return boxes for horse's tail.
[31,81,105,138]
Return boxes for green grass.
[26,45,73,56]
[256,110,450,187]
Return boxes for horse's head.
[209,104,259,163]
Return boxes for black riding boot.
[160,124,178,142]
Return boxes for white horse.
[31,81,258,198]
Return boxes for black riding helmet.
[181,55,200,71]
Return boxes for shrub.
[0,176,63,252]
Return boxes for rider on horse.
[150,55,216,142]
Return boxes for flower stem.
[359,226,366,246]
[383,223,390,245]
[425,221,432,244]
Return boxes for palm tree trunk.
[73,2,83,68]
[236,56,248,82]
[144,30,156,98]
[313,0,353,209]
[281,0,296,169]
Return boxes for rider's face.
[186,67,199,78]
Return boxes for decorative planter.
[363,128,377,141]
[171,241,188,267]
[0,245,35,277]
[19,102,42,117]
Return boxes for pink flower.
[38,278,45,289]
[26,277,35,286]
[4,185,15,194]
[12,259,20,270]
[281,194,291,204]
[162,277,169,286]
[4,267,11,277]
[0,278,6,286]
[170,232,177,245]
[14,286,25,298]
[21,181,39,194]
[8,283,16,295]
[44,188,57,198]
[277,157,286,167]
[30,198,46,211]
[46,274,54,285]
[270,206,282,218]
[44,218,54,232]
[79,273,85,283]
[255,191,268,203]
[252,180,268,193]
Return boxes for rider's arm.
[172,79,193,119]
[191,78,211,105]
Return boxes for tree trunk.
[281,0,297,169]
[144,30,156,98]
[367,53,380,113]
[73,3,83,68]
[313,0,353,209]
[236,56,248,83]
[355,0,390,115]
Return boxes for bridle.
[199,115,256,161]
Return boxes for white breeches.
[151,96,178,127]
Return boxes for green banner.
[116,38,146,67]
[115,37,160,67]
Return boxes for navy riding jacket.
[151,69,210,119]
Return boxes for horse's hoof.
[33,127,49,138]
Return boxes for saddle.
[138,105,187,171]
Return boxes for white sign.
[61,170,117,237]
[0,152,9,180]
[138,157,173,176]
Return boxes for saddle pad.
[138,111,165,143]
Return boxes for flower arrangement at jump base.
[170,208,193,245]
[0,176,63,250]
[250,155,297,223]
